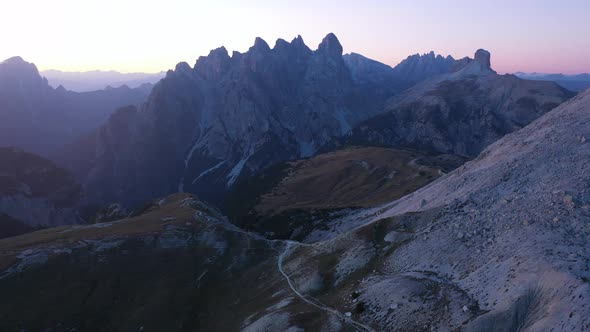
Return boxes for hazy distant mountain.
[42,69,164,92]
[68,34,402,207]
[0,57,152,157]
[346,49,574,156]
[514,72,590,92]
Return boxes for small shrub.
[355,301,366,314]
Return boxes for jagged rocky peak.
[251,36,271,53]
[0,56,43,81]
[273,36,313,60]
[405,51,454,61]
[274,38,290,50]
[174,61,192,75]
[194,46,231,79]
[317,32,343,57]
[391,51,459,83]
[291,34,306,48]
[288,35,313,56]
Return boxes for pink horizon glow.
[1,0,588,74]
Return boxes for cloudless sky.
[1,0,588,74]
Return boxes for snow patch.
[226,158,248,188]
[192,160,226,184]
[179,126,204,192]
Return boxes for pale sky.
[1,0,588,74]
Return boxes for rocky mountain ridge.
[68,37,574,209]
[346,49,574,157]
[72,33,404,207]
[390,51,468,84]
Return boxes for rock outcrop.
[474,48,492,69]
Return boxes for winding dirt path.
[277,242,376,332]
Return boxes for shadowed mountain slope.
[0,147,82,229]
[0,57,151,157]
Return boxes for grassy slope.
[256,146,465,214]
[0,194,308,331]
[227,146,466,240]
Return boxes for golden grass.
[256,146,462,215]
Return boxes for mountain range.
[42,69,164,92]
[514,72,590,92]
[64,35,573,210]
[346,49,573,157]
[67,34,405,207]
[0,57,153,157]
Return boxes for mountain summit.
[474,49,492,68]
[453,48,496,76]
[317,32,343,57]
